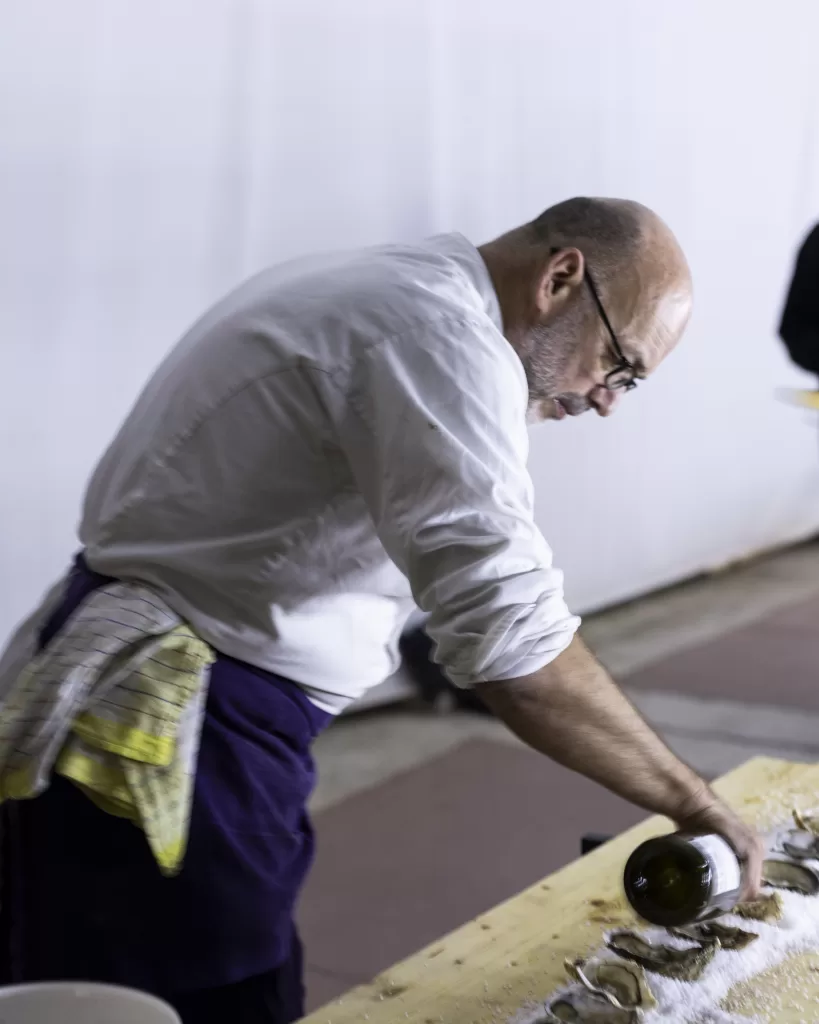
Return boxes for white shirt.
[80,233,580,713]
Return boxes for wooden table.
[300,757,819,1024]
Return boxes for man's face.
[518,249,691,425]
[521,294,631,424]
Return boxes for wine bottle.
[623,833,742,927]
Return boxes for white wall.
[2,0,819,640]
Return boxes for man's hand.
[674,791,765,901]
[480,636,766,893]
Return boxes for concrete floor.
[312,542,819,813]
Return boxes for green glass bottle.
[623,833,742,927]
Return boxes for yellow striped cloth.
[0,582,215,875]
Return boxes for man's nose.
[590,386,621,417]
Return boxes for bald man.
[0,197,762,1023]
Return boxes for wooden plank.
[300,757,819,1024]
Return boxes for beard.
[519,307,591,421]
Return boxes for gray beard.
[520,314,582,408]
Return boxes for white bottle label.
[688,834,742,896]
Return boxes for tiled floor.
[311,541,819,812]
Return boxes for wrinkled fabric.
[75,232,579,712]
[0,580,214,875]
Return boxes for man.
[0,197,762,1022]
[780,222,819,375]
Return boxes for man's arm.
[323,319,763,895]
[479,636,763,898]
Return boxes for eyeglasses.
[584,268,638,392]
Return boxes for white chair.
[0,983,180,1023]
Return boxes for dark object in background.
[399,627,493,715]
[581,833,613,855]
[780,223,819,375]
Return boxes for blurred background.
[3,0,819,1009]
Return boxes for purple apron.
[0,555,332,1020]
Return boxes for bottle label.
[688,834,742,896]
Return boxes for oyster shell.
[545,994,635,1023]
[671,921,758,951]
[596,961,657,1010]
[793,808,819,835]
[781,828,819,861]
[735,891,785,922]
[762,858,819,895]
[606,930,717,981]
[565,957,657,1011]
[546,999,581,1022]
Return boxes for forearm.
[478,636,711,822]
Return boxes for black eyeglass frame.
[584,268,638,392]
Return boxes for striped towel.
[0,582,215,875]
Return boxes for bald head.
[479,197,692,421]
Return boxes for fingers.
[676,799,764,903]
[738,834,765,901]
[719,815,763,901]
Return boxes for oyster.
[671,921,758,951]
[606,930,717,981]
[735,891,785,922]
[793,808,819,835]
[546,999,580,1023]
[565,957,657,1011]
[762,858,819,895]
[781,828,819,861]
[545,994,635,1023]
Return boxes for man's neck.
[477,241,536,356]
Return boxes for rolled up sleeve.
[326,316,580,687]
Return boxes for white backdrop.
[2,0,819,644]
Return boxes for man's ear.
[536,247,585,315]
